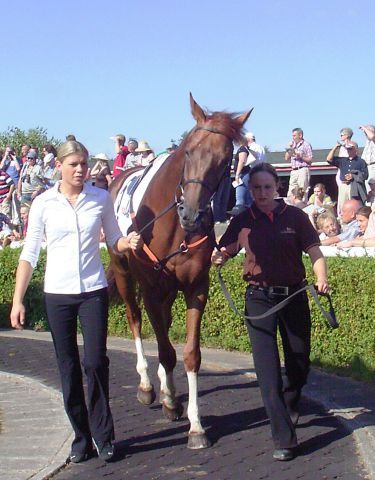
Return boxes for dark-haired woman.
[212,162,329,461]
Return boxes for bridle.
[129,125,233,271]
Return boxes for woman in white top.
[10,141,143,464]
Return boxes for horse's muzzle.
[177,203,211,233]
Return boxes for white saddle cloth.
[114,153,170,235]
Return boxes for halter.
[129,125,232,271]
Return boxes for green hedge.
[1,248,374,382]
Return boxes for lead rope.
[216,266,338,328]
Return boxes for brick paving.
[0,336,369,480]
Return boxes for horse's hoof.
[162,401,184,421]
[187,432,211,449]
[137,385,156,406]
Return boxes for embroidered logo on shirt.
[280,227,296,234]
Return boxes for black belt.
[247,281,307,297]
[291,166,308,170]
[368,162,375,165]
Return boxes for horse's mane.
[180,110,246,148]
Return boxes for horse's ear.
[235,108,254,127]
[190,93,206,124]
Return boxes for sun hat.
[135,140,152,153]
[92,153,109,161]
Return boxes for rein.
[126,125,232,271]
[216,266,339,329]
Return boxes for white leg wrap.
[187,372,204,434]
[158,363,176,408]
[135,338,152,390]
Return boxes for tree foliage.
[0,126,61,156]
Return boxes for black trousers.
[44,288,114,454]
[244,287,311,449]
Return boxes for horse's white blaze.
[135,338,152,390]
[158,364,176,408]
[187,371,204,434]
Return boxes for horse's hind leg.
[143,288,183,421]
[109,254,156,405]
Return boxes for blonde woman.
[10,141,143,464]
[91,153,112,190]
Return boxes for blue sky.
[1,0,374,156]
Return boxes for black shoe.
[68,451,90,464]
[273,448,296,461]
[93,439,115,462]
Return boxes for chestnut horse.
[109,94,251,449]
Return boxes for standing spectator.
[327,142,368,211]
[111,134,129,177]
[285,128,313,202]
[124,139,142,169]
[0,168,15,216]
[0,145,22,186]
[21,144,31,164]
[212,162,329,461]
[10,140,143,464]
[231,132,266,214]
[91,154,112,190]
[321,199,361,246]
[42,144,60,189]
[135,140,155,166]
[359,124,375,191]
[18,151,45,203]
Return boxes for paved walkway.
[0,329,374,480]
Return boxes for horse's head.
[177,94,252,233]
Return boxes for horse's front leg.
[184,278,211,449]
[109,252,155,405]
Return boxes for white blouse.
[20,182,122,294]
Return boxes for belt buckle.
[269,286,289,296]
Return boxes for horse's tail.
[106,263,123,304]
[107,254,142,306]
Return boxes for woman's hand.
[127,231,143,251]
[315,279,329,294]
[211,248,228,266]
[10,303,26,330]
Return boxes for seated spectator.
[307,183,334,208]
[135,140,155,166]
[286,187,306,209]
[18,151,45,203]
[316,211,340,240]
[19,203,30,239]
[0,212,18,247]
[366,178,375,206]
[91,154,112,190]
[321,199,361,246]
[337,206,372,247]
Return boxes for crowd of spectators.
[1,124,375,252]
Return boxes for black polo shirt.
[218,200,320,286]
[331,155,368,182]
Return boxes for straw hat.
[135,140,152,153]
[92,153,109,161]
